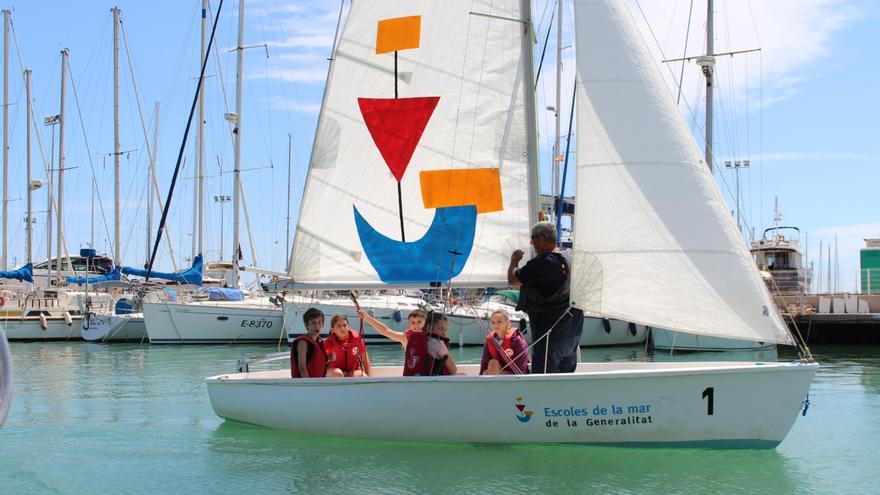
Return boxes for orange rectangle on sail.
[376,16,421,54]
[420,168,503,214]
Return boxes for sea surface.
[0,342,877,494]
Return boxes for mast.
[553,0,562,203]
[522,0,540,227]
[112,7,121,265]
[286,132,291,268]
[231,0,244,288]
[25,68,32,264]
[1,10,8,270]
[148,102,159,267]
[701,0,715,172]
[57,49,67,286]
[197,0,207,258]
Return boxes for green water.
[1,343,877,494]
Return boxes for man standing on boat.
[507,222,584,373]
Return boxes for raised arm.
[507,250,524,287]
[358,309,407,346]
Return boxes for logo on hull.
[515,396,534,423]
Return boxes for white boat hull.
[81,312,147,342]
[446,313,649,347]
[142,301,284,344]
[283,295,426,344]
[2,316,81,341]
[651,329,776,351]
[206,361,817,447]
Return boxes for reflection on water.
[207,422,799,494]
[0,342,877,493]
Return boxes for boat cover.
[122,255,203,286]
[0,263,33,283]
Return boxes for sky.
[0,0,876,292]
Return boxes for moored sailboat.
[206,0,816,447]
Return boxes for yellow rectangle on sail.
[419,168,503,214]
[376,16,421,54]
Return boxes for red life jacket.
[486,329,522,371]
[403,331,450,376]
[290,335,327,378]
[325,330,365,373]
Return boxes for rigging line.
[67,60,115,256]
[147,0,225,281]
[676,0,695,105]
[119,18,179,270]
[534,0,556,88]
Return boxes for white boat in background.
[651,330,775,352]
[207,0,816,447]
[81,311,147,343]
[143,294,284,344]
[283,292,428,344]
[1,289,113,341]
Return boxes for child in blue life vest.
[325,314,371,377]
[480,309,529,375]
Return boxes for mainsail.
[569,0,793,344]
[289,0,534,288]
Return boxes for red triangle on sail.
[358,96,440,182]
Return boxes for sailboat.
[206,0,816,447]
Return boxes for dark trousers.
[529,308,584,374]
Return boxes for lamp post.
[213,194,231,260]
[725,159,750,236]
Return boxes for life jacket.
[325,330,365,373]
[290,335,327,378]
[486,329,526,373]
[403,331,450,376]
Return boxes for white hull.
[2,316,81,341]
[142,300,284,344]
[651,329,776,351]
[283,294,426,343]
[206,360,817,447]
[81,312,147,342]
[443,304,648,347]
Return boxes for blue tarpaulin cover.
[122,255,203,286]
[0,263,33,283]
[66,266,121,285]
[202,287,244,301]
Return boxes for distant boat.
[207,0,816,447]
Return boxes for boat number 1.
[702,387,714,415]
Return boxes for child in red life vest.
[357,309,425,349]
[403,311,457,376]
[480,309,529,375]
[291,307,329,378]
[325,314,371,377]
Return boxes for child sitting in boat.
[357,309,425,348]
[402,311,457,376]
[291,307,329,378]
[324,314,371,377]
[480,309,529,375]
